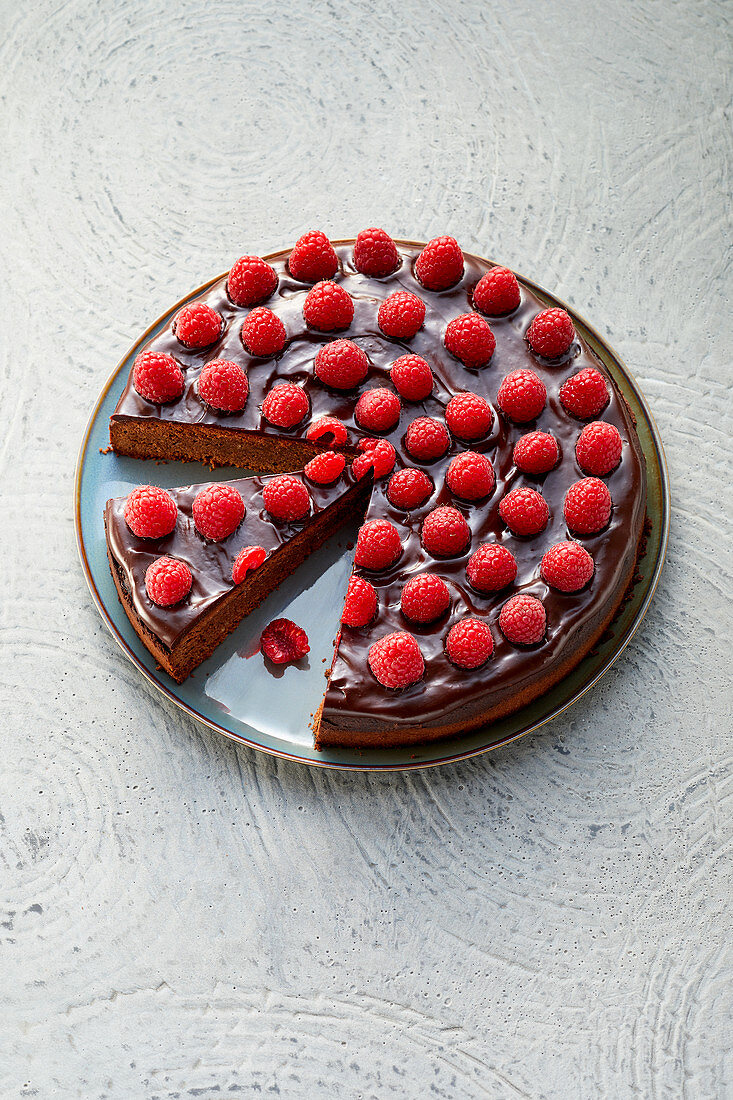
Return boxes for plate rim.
[74,240,670,772]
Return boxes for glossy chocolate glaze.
[110,242,646,734]
[106,470,363,651]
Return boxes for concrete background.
[1,0,731,1096]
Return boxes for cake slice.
[105,463,370,682]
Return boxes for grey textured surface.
[1,0,731,1097]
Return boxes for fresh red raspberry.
[445,451,495,500]
[560,368,610,419]
[400,573,451,623]
[305,415,348,448]
[378,292,426,339]
[288,230,339,282]
[445,392,494,440]
[499,486,549,536]
[132,351,184,404]
[232,545,267,584]
[575,421,622,476]
[241,307,287,357]
[496,368,547,422]
[473,267,521,315]
[541,541,595,592]
[174,301,222,348]
[467,543,517,592]
[353,228,400,277]
[355,387,401,432]
[444,313,496,367]
[303,281,354,331]
[304,450,346,484]
[314,339,369,390]
[499,594,546,646]
[404,417,450,461]
[198,359,249,413]
[513,430,559,475]
[445,618,494,669]
[145,556,192,607]
[341,574,378,627]
[421,506,470,558]
[527,307,575,358]
[192,483,245,540]
[355,519,402,571]
[124,485,177,538]
[262,475,311,522]
[227,255,278,306]
[261,382,310,428]
[415,235,464,290]
[564,477,612,534]
[368,631,424,689]
[389,354,433,401]
[386,468,433,509]
[351,439,396,480]
[260,618,310,664]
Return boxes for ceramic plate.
[75,244,669,771]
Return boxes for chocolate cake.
[106,233,647,750]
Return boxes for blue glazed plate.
[75,245,669,771]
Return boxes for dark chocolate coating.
[110,242,646,735]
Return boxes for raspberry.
[260,618,310,664]
[378,292,426,339]
[355,519,402,571]
[499,594,546,646]
[303,281,354,331]
[415,235,464,291]
[541,541,595,592]
[445,392,494,441]
[174,301,222,348]
[421,506,470,557]
[499,486,549,536]
[560,368,610,419]
[444,313,496,367]
[473,267,521,315]
[563,477,612,534]
[304,450,345,484]
[353,228,400,277]
[575,421,622,476]
[368,631,424,689]
[227,255,278,306]
[232,545,267,584]
[445,618,494,669]
[352,438,396,480]
[527,307,575,358]
[198,359,249,413]
[445,451,495,501]
[496,368,547,423]
[262,474,311,522]
[342,574,378,627]
[386,468,433,510]
[124,485,177,539]
[305,415,348,448]
[355,387,401,432]
[513,430,559,475]
[288,230,339,282]
[192,483,245,540]
[466,543,517,592]
[241,307,287,357]
[145,557,192,607]
[401,573,451,623]
[314,339,369,390]
[389,354,433,401]
[404,417,450,461]
[132,351,184,404]
[261,383,309,428]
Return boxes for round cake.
[106,230,647,751]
